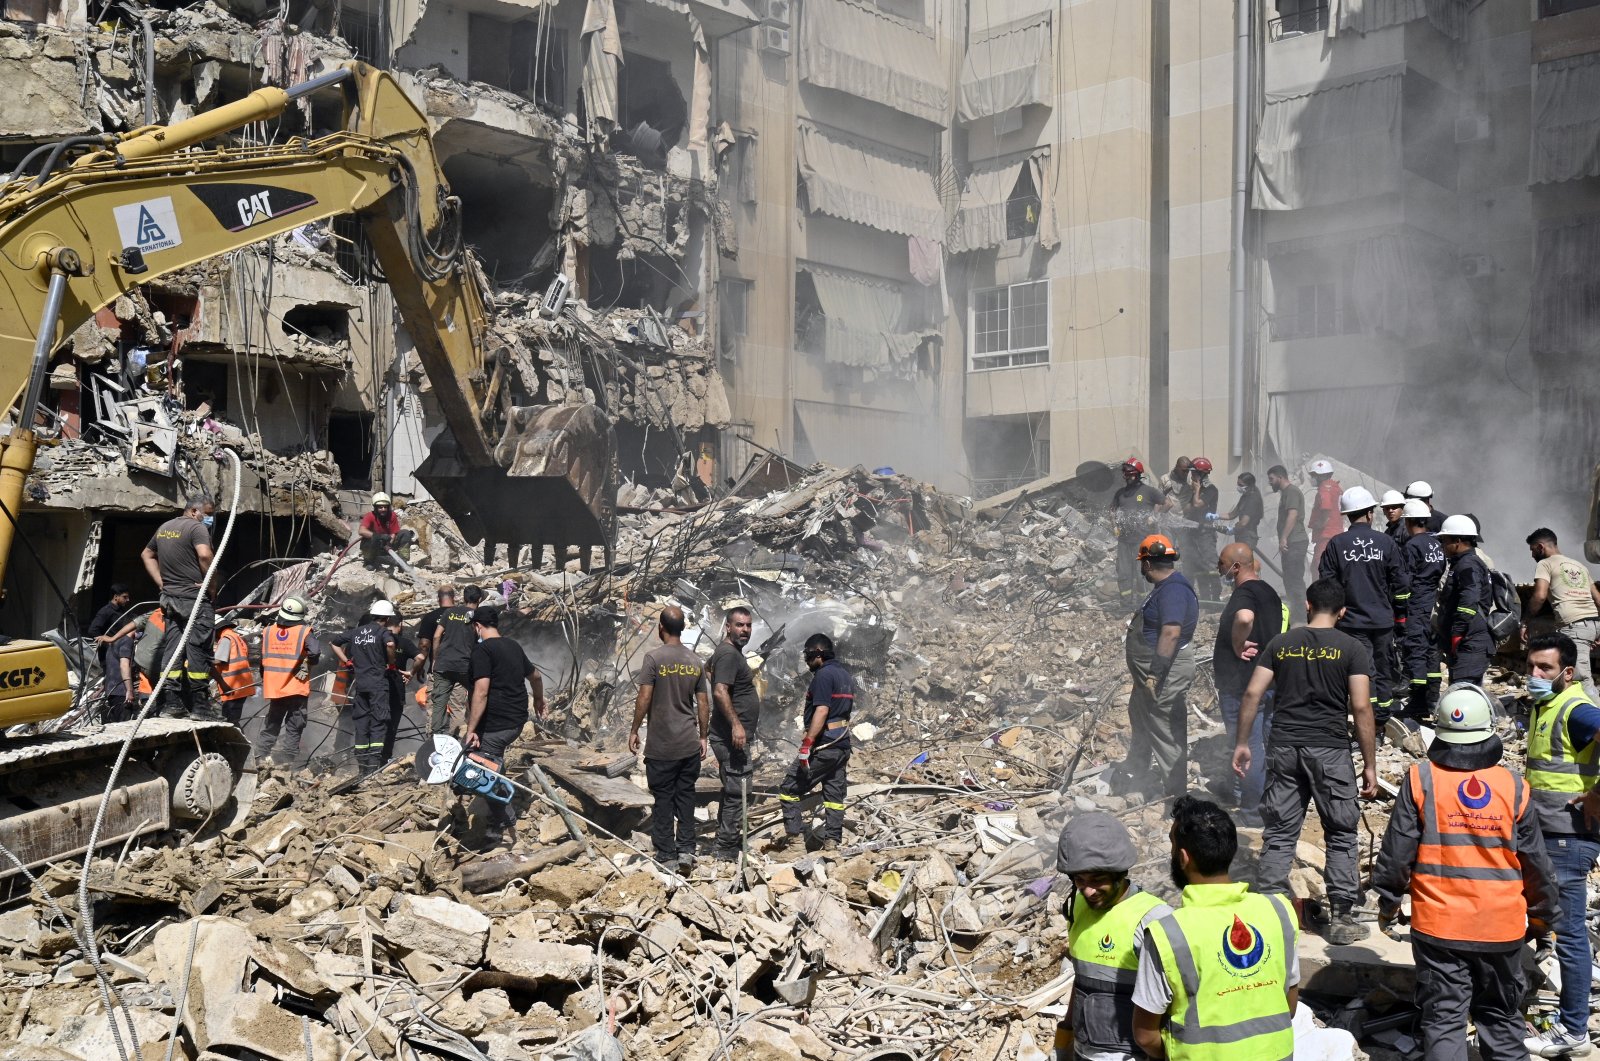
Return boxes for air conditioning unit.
[1460,254,1494,279]
[1454,114,1490,143]
[759,24,791,55]
[540,274,571,319]
[762,0,790,26]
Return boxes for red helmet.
[1122,459,1145,478]
[1138,534,1179,561]
[1191,457,1214,475]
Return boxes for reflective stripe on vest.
[1147,885,1296,1061]
[215,628,257,701]
[261,624,310,699]
[1528,684,1600,791]
[1068,888,1168,1054]
[1408,761,1527,944]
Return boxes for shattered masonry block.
[384,894,491,966]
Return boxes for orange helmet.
[1191,457,1214,475]
[1138,534,1179,561]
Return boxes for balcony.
[1268,3,1328,41]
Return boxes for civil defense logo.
[1449,705,1466,724]
[1098,933,1115,953]
[1222,916,1265,971]
[1458,775,1493,810]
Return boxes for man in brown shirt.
[1526,528,1600,699]
[629,605,710,871]
[140,496,218,720]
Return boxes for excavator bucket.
[418,403,616,567]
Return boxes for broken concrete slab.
[383,894,490,966]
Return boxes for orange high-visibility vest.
[135,609,166,695]
[261,623,311,699]
[214,628,257,702]
[330,662,352,708]
[1407,760,1528,945]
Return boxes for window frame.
[968,280,1050,371]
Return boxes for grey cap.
[1056,811,1138,875]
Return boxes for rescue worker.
[1308,459,1343,569]
[1379,489,1408,542]
[1225,471,1264,549]
[256,595,320,772]
[708,602,760,862]
[330,600,397,779]
[1405,480,1446,534]
[629,606,710,870]
[1525,528,1600,700]
[465,605,544,850]
[418,584,481,733]
[212,616,256,727]
[773,633,856,853]
[1400,500,1446,720]
[1373,683,1559,1061]
[1267,465,1308,623]
[1523,632,1600,1059]
[1234,578,1376,945]
[141,496,219,720]
[1110,459,1163,603]
[1054,812,1172,1061]
[1438,515,1494,687]
[1213,543,1286,826]
[380,609,419,763]
[1131,797,1299,1061]
[1317,486,1409,732]
[1111,535,1199,802]
[358,492,416,567]
[1180,457,1221,602]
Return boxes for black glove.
[376,534,392,550]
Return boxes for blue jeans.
[1221,690,1272,812]
[1544,833,1600,1035]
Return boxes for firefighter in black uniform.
[1318,485,1410,733]
[1110,459,1164,604]
[1400,499,1446,720]
[1438,514,1494,687]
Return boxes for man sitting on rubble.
[1056,812,1171,1061]
[1232,577,1376,945]
[358,492,416,568]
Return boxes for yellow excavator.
[0,63,613,875]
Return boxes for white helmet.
[1405,480,1433,499]
[1434,683,1496,745]
[1379,489,1406,507]
[1339,486,1377,514]
[278,595,309,623]
[1402,499,1431,520]
[1310,459,1334,476]
[368,599,398,618]
[1438,514,1479,539]
[372,492,392,507]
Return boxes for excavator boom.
[0,64,613,581]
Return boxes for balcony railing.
[1268,4,1329,40]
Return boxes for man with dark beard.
[708,602,760,862]
[1132,798,1299,1061]
[1054,812,1171,1061]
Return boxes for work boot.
[1324,905,1370,945]
[766,831,800,853]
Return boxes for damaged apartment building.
[0,0,739,636]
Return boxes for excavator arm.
[0,64,612,596]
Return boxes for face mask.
[201,515,214,528]
[1529,676,1557,702]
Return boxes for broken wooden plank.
[459,840,584,894]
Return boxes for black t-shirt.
[1232,488,1264,540]
[104,635,135,699]
[87,601,123,640]
[709,640,759,737]
[1213,580,1286,696]
[470,636,535,733]
[421,605,477,674]
[806,659,856,750]
[1258,627,1373,748]
[332,622,395,693]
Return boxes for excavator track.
[0,719,250,878]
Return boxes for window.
[1541,0,1600,15]
[1269,0,1327,39]
[1005,166,1040,241]
[341,6,385,66]
[970,281,1049,370]
[1270,280,1358,340]
[720,279,750,339]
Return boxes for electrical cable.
[77,447,244,1059]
